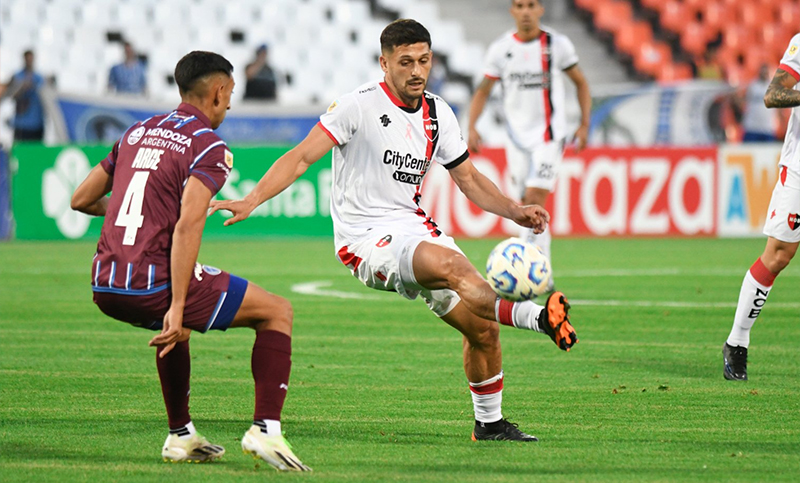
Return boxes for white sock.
[495,298,545,333]
[170,420,197,440]
[521,225,551,261]
[727,270,772,348]
[469,372,503,423]
[254,419,282,436]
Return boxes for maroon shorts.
[93,266,248,333]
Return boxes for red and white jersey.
[483,27,579,150]
[778,33,800,176]
[318,80,469,248]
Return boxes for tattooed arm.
[764,69,800,108]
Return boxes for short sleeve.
[555,34,579,71]
[100,140,120,175]
[434,101,469,169]
[779,34,800,81]
[318,93,361,145]
[190,141,231,196]
[482,40,504,80]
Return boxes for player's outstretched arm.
[565,64,591,152]
[71,164,113,216]
[149,176,212,356]
[467,77,496,153]
[209,125,336,226]
[764,68,800,108]
[448,158,549,233]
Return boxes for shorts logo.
[127,126,145,145]
[788,213,800,231]
[203,265,222,276]
[375,271,387,281]
[376,234,392,247]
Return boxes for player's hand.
[208,198,256,226]
[513,204,550,234]
[149,306,186,357]
[573,124,589,152]
[468,128,483,154]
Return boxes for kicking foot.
[538,291,578,351]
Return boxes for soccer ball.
[486,238,551,301]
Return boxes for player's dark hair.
[380,19,431,53]
[174,51,233,95]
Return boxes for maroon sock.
[252,330,292,421]
[156,341,191,429]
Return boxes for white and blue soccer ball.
[486,238,551,301]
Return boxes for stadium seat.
[657,62,693,83]
[660,0,691,35]
[737,1,775,30]
[633,40,672,78]
[593,1,633,35]
[574,0,604,14]
[680,21,710,58]
[699,1,734,38]
[614,21,653,57]
[778,3,800,28]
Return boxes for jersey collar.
[380,82,421,114]
[176,102,212,128]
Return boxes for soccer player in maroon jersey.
[70,51,310,471]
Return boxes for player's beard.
[403,77,426,102]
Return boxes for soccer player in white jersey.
[723,34,800,381]
[468,0,591,290]
[212,19,577,441]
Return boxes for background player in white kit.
[212,19,577,442]
[468,0,591,290]
[723,34,800,381]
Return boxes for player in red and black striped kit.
[71,51,309,471]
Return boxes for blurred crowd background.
[1,0,795,148]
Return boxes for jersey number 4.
[115,171,150,246]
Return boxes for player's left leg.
[228,282,311,472]
[438,302,537,441]
[411,241,577,350]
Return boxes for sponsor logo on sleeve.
[224,149,234,168]
[127,126,146,145]
[790,45,798,55]
[327,100,338,112]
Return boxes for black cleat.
[723,343,748,381]
[471,419,538,442]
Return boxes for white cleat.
[241,425,312,472]
[161,433,225,463]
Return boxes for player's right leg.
[724,237,796,380]
[411,241,577,350]
[228,283,311,472]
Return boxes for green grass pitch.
[1,237,799,482]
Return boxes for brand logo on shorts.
[127,126,145,145]
[788,213,800,230]
[376,234,392,247]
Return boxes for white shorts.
[506,140,565,197]
[336,229,462,317]
[763,166,800,243]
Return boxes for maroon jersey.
[91,103,232,296]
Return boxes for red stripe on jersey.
[484,74,500,80]
[540,31,553,142]
[497,299,515,327]
[781,165,788,185]
[379,82,414,109]
[469,377,504,395]
[512,32,528,43]
[422,97,435,161]
[317,121,340,145]
[337,246,362,273]
[779,63,800,82]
